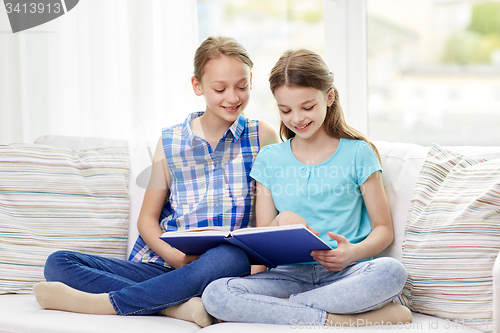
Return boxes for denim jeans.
[44,244,250,315]
[202,257,407,325]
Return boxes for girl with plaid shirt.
[34,36,278,327]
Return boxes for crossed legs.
[202,257,412,326]
[34,244,251,327]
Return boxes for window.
[197,0,324,131]
[367,0,500,146]
[197,0,500,146]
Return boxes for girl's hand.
[311,232,355,271]
[167,248,200,269]
[272,211,319,235]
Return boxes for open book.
[159,224,332,268]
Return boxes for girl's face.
[274,85,334,140]
[192,55,252,125]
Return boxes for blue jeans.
[44,244,250,315]
[202,257,407,325]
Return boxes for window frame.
[323,0,367,134]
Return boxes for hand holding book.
[310,231,356,272]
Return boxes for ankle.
[162,297,213,327]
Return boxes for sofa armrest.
[493,251,500,333]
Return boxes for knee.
[44,250,71,281]
[218,244,249,263]
[390,258,408,289]
[208,244,251,276]
[375,257,408,290]
[202,278,232,318]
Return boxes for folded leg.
[44,250,172,293]
[203,268,326,325]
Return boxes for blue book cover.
[160,224,332,267]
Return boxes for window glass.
[367,0,500,146]
[196,0,324,132]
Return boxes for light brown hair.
[269,49,380,160]
[193,36,253,81]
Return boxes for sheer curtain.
[0,0,200,145]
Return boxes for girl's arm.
[250,181,278,274]
[255,181,279,228]
[251,122,279,274]
[311,171,393,271]
[258,120,280,147]
[356,171,394,256]
[137,137,200,269]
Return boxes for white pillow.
[400,143,500,331]
[0,143,130,294]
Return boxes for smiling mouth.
[222,104,242,112]
[294,122,312,131]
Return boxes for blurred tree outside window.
[367,0,500,146]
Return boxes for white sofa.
[0,135,499,333]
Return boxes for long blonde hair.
[193,36,253,81]
[269,49,380,160]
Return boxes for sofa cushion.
[0,294,200,333]
[33,135,148,257]
[0,142,130,294]
[399,143,500,331]
[198,312,482,332]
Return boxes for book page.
[161,226,230,237]
[233,224,310,235]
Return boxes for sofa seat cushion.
[0,294,483,333]
[0,295,200,333]
[198,312,481,332]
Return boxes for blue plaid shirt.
[129,112,260,266]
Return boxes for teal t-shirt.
[249,138,382,255]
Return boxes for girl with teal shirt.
[203,49,412,326]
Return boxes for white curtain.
[0,0,201,145]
